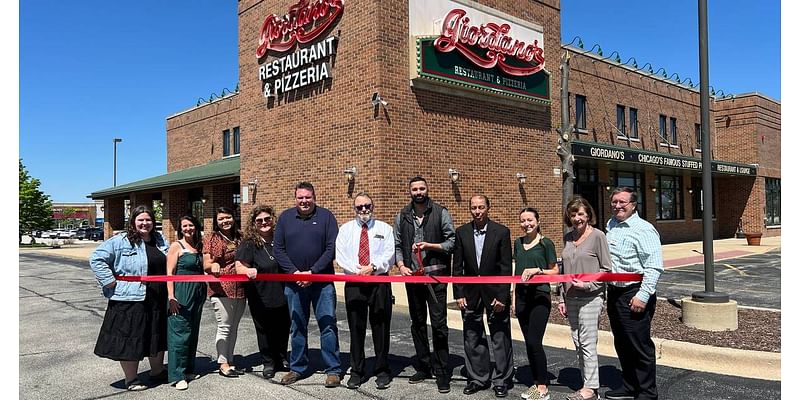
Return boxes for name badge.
[374,234,384,239]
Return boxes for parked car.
[86,228,104,241]
[57,230,76,239]
[42,230,59,239]
[75,228,89,240]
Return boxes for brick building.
[90,0,780,246]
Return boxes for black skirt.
[94,285,167,361]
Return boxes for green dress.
[167,246,206,382]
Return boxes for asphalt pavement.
[19,252,781,399]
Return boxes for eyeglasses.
[254,216,273,224]
[354,204,373,211]
[611,201,632,206]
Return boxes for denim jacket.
[89,232,170,301]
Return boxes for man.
[452,195,513,398]
[335,192,396,390]
[604,187,664,400]
[394,176,456,394]
[273,182,342,387]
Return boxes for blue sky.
[19,1,781,203]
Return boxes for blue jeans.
[284,282,341,375]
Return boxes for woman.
[203,206,246,377]
[89,206,169,391]
[166,215,206,390]
[511,208,559,400]
[558,197,612,400]
[235,205,290,380]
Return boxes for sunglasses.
[354,204,373,211]
[254,216,273,224]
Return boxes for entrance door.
[574,167,601,228]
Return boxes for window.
[223,129,231,157]
[611,170,645,217]
[616,105,626,137]
[765,178,780,225]
[233,127,240,155]
[629,108,639,139]
[656,175,683,220]
[659,115,667,143]
[575,94,587,130]
[690,177,715,219]
[694,123,702,150]
[670,117,678,145]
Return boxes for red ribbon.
[115,272,642,284]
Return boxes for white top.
[335,218,396,275]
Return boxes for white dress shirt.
[336,218,396,275]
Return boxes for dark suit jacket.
[452,219,512,309]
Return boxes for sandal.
[125,379,147,391]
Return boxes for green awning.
[89,156,240,199]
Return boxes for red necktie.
[358,223,370,266]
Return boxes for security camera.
[371,92,388,107]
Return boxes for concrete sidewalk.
[20,235,781,380]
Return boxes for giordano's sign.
[256,0,343,100]
[572,141,757,176]
[409,0,550,104]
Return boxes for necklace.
[261,237,275,260]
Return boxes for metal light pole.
[692,0,728,303]
[113,138,123,187]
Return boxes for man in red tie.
[335,192,396,390]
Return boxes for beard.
[412,195,428,204]
[357,212,373,223]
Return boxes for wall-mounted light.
[201,196,208,204]
[650,185,657,193]
[371,92,388,108]
[448,168,460,183]
[515,173,527,184]
[248,179,258,193]
[344,167,357,182]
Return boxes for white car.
[56,231,76,239]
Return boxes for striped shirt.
[605,212,663,303]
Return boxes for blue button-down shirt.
[606,212,663,303]
[473,222,487,266]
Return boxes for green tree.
[19,160,53,244]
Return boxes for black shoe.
[346,374,362,389]
[218,367,239,378]
[375,374,392,390]
[493,385,508,398]
[436,375,451,394]
[604,388,635,400]
[408,371,431,384]
[463,381,489,395]
[262,365,275,379]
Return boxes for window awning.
[89,156,240,199]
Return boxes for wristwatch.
[371,264,378,273]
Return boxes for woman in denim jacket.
[90,206,170,391]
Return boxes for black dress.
[94,237,168,361]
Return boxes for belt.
[608,282,640,291]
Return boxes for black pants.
[607,284,658,400]
[405,282,449,377]
[515,286,551,385]
[462,296,513,387]
[345,282,392,377]
[247,294,290,370]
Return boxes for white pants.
[210,297,246,365]
[566,295,604,389]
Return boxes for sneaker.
[375,374,392,389]
[280,371,302,385]
[566,390,598,400]
[520,386,550,400]
[175,380,188,390]
[436,375,451,394]
[408,371,431,384]
[325,374,341,388]
[346,374,362,389]
[603,388,635,400]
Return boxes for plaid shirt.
[606,212,663,303]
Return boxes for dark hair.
[177,214,203,252]
[470,194,490,208]
[212,206,241,240]
[295,181,315,196]
[126,205,156,245]
[611,186,638,205]
[564,196,597,226]
[519,207,542,234]
[243,205,276,248]
[408,176,427,187]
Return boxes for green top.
[514,236,557,294]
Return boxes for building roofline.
[715,91,781,105]
[167,91,239,120]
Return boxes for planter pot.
[744,233,762,246]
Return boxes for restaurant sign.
[572,141,757,176]
[256,0,343,100]
[409,0,550,104]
